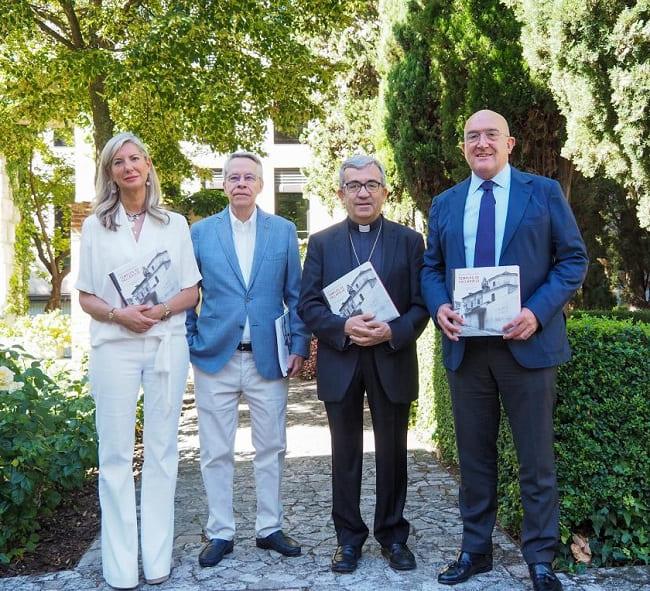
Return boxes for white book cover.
[452,265,520,336]
[109,249,179,307]
[275,309,291,377]
[322,261,400,323]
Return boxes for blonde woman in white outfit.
[75,132,201,589]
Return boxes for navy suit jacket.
[298,217,430,403]
[186,206,310,379]
[422,167,588,371]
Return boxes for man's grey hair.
[338,155,386,188]
[223,151,263,178]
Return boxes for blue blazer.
[186,206,310,379]
[422,167,588,371]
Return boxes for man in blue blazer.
[299,155,429,574]
[186,151,310,567]
[422,111,588,591]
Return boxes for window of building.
[274,168,308,237]
[204,168,224,190]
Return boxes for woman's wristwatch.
[160,302,172,321]
[107,307,117,322]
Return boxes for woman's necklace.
[124,209,145,223]
[349,218,383,266]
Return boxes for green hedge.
[0,348,97,564]
[422,317,650,568]
[568,308,650,324]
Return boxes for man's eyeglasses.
[343,180,384,194]
[226,174,258,185]
[464,130,505,144]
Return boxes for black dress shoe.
[331,544,362,573]
[381,542,416,570]
[256,530,301,556]
[198,538,234,567]
[438,551,493,585]
[529,562,563,591]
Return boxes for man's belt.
[236,342,253,352]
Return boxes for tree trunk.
[89,75,114,160]
[557,157,574,203]
[44,270,64,312]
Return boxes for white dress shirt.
[463,163,511,267]
[229,206,257,342]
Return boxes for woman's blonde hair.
[94,132,169,230]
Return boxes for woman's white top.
[75,205,201,347]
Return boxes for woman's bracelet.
[160,302,172,321]
[107,307,117,322]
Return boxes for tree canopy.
[0,0,359,175]
[508,0,650,228]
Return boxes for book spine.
[109,272,129,307]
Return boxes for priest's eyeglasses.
[343,180,384,194]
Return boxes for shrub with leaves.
[0,347,97,564]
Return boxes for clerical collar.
[347,215,383,233]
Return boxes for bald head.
[462,110,515,180]
[464,110,510,136]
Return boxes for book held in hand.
[322,261,400,323]
[275,309,291,377]
[109,249,179,307]
[452,265,520,336]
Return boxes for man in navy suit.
[299,155,429,574]
[186,151,310,567]
[422,110,588,591]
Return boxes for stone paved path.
[1,380,648,590]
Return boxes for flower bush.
[0,310,71,359]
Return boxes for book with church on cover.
[452,265,520,336]
[109,249,179,307]
[322,261,400,323]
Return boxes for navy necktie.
[474,180,496,267]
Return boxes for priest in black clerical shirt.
[298,155,429,574]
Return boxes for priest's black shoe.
[331,544,362,573]
[255,530,301,556]
[198,538,234,567]
[381,542,416,570]
[529,562,563,591]
[437,551,493,585]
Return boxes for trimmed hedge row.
[423,317,650,568]
[0,348,97,564]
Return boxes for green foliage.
[0,0,360,175]
[569,307,650,324]
[429,330,458,463]
[420,317,650,567]
[508,0,650,229]
[0,347,97,564]
[302,1,382,214]
[168,187,229,221]
[384,0,563,215]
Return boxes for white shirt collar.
[469,163,511,194]
[229,205,257,231]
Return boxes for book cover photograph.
[109,249,179,307]
[322,261,400,323]
[452,265,520,337]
